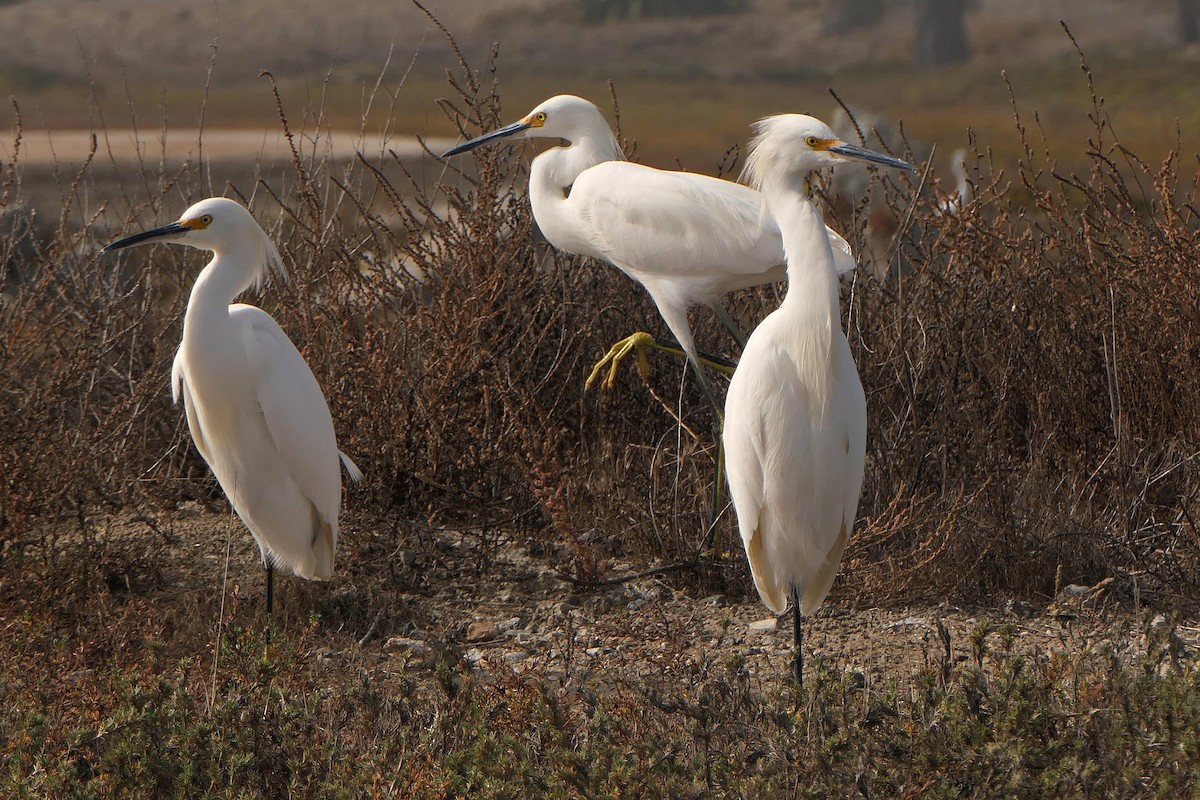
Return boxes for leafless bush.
[839,40,1200,606]
[1,24,1198,609]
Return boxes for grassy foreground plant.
[5,603,1200,797]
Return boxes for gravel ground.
[31,506,1194,696]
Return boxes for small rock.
[383,637,427,654]
[499,616,524,631]
[523,572,561,594]
[397,550,417,568]
[584,594,614,615]
[464,648,486,666]
[466,621,501,642]
[884,616,930,630]
[749,618,777,632]
[502,650,528,664]
[606,584,636,604]
[1004,599,1035,618]
[553,596,583,617]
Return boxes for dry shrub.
[0,33,721,592]
[841,46,1200,606]
[1,23,1198,609]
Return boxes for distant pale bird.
[937,148,971,215]
[724,115,915,685]
[104,198,363,627]
[442,94,857,406]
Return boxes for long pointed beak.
[828,142,917,172]
[102,221,190,252]
[442,119,533,157]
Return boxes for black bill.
[442,119,533,157]
[102,221,190,252]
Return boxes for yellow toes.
[585,331,658,390]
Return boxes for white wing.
[677,172,857,276]
[569,162,855,294]
[825,228,856,276]
[724,322,866,616]
[572,162,782,296]
[233,304,344,523]
[205,304,354,579]
[172,348,212,465]
[723,360,777,611]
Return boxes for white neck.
[761,180,843,401]
[527,128,623,253]
[183,240,263,329]
[766,181,839,320]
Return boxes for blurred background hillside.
[0,0,1196,171]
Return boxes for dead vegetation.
[1,28,1199,619]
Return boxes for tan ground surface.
[28,506,1191,693]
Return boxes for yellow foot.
[585,331,657,390]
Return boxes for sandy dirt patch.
[30,506,1193,693]
[3,129,458,166]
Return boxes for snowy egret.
[937,148,971,215]
[724,115,915,685]
[103,197,363,628]
[442,94,856,406]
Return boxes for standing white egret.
[724,115,914,685]
[442,94,856,406]
[104,197,363,629]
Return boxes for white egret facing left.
[724,115,915,685]
[442,94,857,407]
[104,198,363,630]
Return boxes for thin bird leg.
[585,329,734,552]
[265,563,275,645]
[585,331,736,391]
[701,427,729,553]
[791,584,804,687]
[688,356,730,553]
[710,302,748,350]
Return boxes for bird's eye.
[200,214,213,225]
[535,112,547,122]
[805,136,820,147]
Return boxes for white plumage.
[444,94,856,393]
[723,115,914,683]
[937,147,972,215]
[105,197,362,612]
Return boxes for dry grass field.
[3,3,1200,796]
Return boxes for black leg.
[265,563,274,645]
[791,585,803,686]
